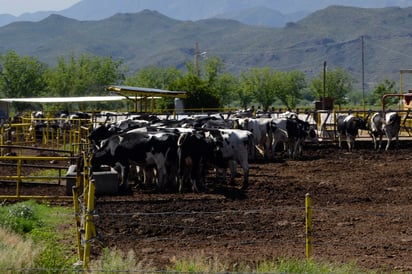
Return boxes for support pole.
[305,193,312,259]
[83,179,96,269]
[72,185,83,266]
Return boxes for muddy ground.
[1,140,412,272]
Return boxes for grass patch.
[0,228,42,270]
[88,248,157,273]
[26,168,62,184]
[0,200,77,272]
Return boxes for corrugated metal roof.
[106,85,187,98]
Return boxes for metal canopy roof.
[106,85,187,99]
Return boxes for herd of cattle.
[86,110,402,193]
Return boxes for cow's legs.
[338,133,342,149]
[346,135,353,151]
[116,161,130,191]
[229,160,237,184]
[239,160,249,190]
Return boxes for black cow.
[177,130,214,192]
[337,114,368,151]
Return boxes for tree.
[0,51,48,111]
[274,70,306,110]
[369,79,397,107]
[203,57,224,89]
[125,66,183,111]
[46,54,125,111]
[309,67,353,109]
[47,54,124,97]
[173,73,220,110]
[124,66,181,89]
[215,72,238,108]
[239,67,276,112]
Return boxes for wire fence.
[2,201,412,272]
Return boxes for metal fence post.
[305,193,312,259]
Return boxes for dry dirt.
[2,140,412,272]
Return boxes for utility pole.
[361,35,365,112]
[323,61,327,110]
[194,42,200,77]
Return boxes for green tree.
[239,67,275,112]
[203,57,224,89]
[46,54,124,111]
[369,79,397,107]
[274,70,306,110]
[173,73,220,110]
[309,67,353,109]
[215,72,238,108]
[0,51,48,111]
[125,66,183,111]
[124,66,181,89]
[47,54,124,97]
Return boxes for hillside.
[1,6,412,91]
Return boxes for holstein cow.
[90,130,179,192]
[29,111,46,144]
[204,128,254,190]
[177,130,215,192]
[369,112,401,150]
[235,117,274,159]
[336,114,368,151]
[272,114,317,159]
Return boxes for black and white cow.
[235,117,274,159]
[177,128,253,191]
[90,130,179,192]
[337,114,368,151]
[29,110,46,144]
[272,114,317,159]
[205,128,254,190]
[369,112,401,151]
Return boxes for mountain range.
[2,0,412,28]
[2,5,412,92]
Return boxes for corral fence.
[0,112,94,155]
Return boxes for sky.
[0,0,81,16]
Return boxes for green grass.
[0,200,77,272]
[26,168,62,184]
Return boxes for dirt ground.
[2,140,412,272]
